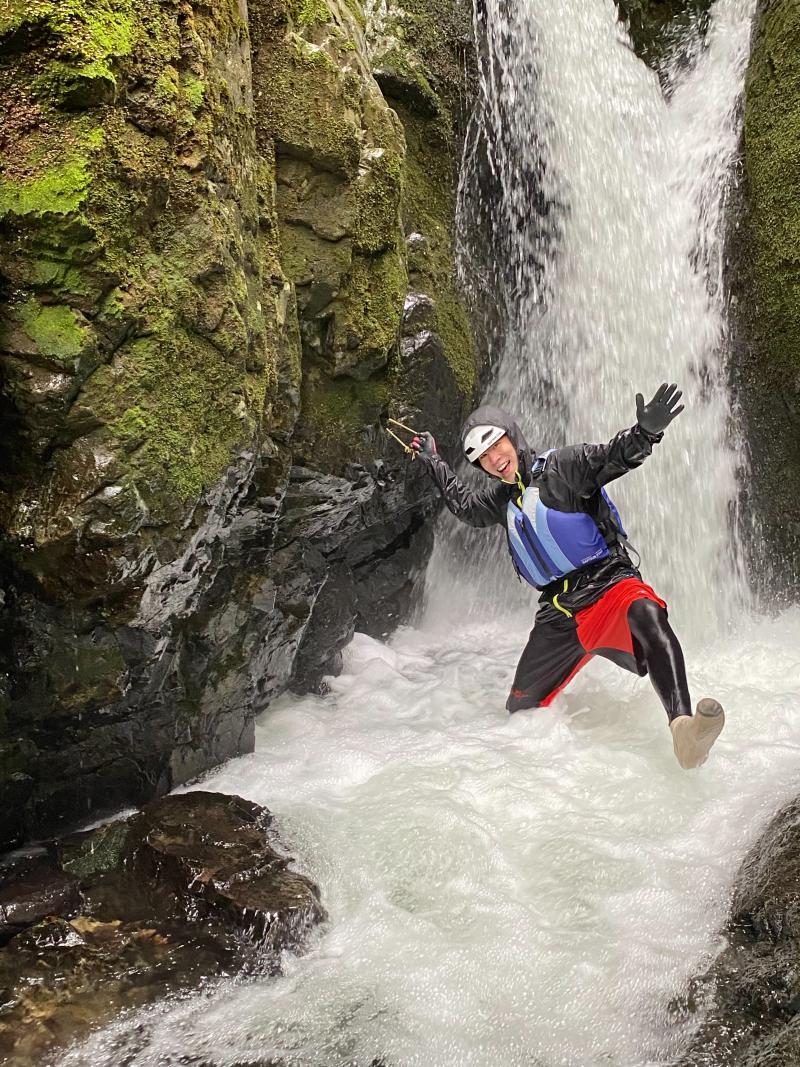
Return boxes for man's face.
[478,434,519,481]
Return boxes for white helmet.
[463,424,506,463]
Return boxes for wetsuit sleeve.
[420,454,508,527]
[545,424,662,500]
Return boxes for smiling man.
[411,384,725,770]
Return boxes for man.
[411,383,724,769]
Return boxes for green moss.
[254,35,362,176]
[1,0,137,64]
[155,65,180,98]
[0,144,98,219]
[26,259,88,294]
[32,59,117,107]
[386,0,470,113]
[353,105,405,254]
[54,0,135,59]
[740,0,800,579]
[745,1,800,354]
[341,0,366,30]
[330,250,407,370]
[60,817,140,879]
[295,37,342,74]
[18,300,87,363]
[398,106,476,398]
[113,404,150,446]
[300,369,390,465]
[287,0,332,28]
[91,327,260,505]
[182,73,205,110]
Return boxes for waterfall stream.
[56,2,800,1066]
[424,0,752,637]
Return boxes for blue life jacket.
[506,458,627,590]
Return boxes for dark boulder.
[675,796,800,1066]
[0,791,323,1065]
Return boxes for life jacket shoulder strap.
[530,448,554,479]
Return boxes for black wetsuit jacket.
[422,406,663,619]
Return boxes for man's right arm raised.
[412,432,507,528]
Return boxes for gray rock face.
[0,422,455,848]
[675,796,800,1066]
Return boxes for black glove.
[411,431,437,461]
[635,383,684,436]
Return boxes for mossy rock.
[1,0,278,535]
[397,104,476,401]
[736,0,800,594]
[326,250,407,379]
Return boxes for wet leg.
[627,598,691,723]
[628,598,724,767]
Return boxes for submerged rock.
[675,795,800,1066]
[0,849,80,944]
[0,791,323,1065]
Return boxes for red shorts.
[506,578,667,712]
[575,577,666,661]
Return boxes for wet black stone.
[0,849,81,944]
[0,792,324,1065]
[402,292,437,337]
[676,796,800,1066]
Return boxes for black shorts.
[507,578,666,712]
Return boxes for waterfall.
[424,0,754,641]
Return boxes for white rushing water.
[57,1,800,1066]
[426,0,753,638]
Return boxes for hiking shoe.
[670,698,725,769]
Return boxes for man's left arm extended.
[545,383,685,498]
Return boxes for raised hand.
[635,383,685,436]
[411,431,437,460]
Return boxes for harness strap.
[551,578,573,618]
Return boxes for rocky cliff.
[733,0,800,600]
[0,0,479,847]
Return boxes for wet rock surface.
[675,796,800,1066]
[730,0,800,600]
[0,0,479,846]
[0,791,323,1066]
[614,0,713,67]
